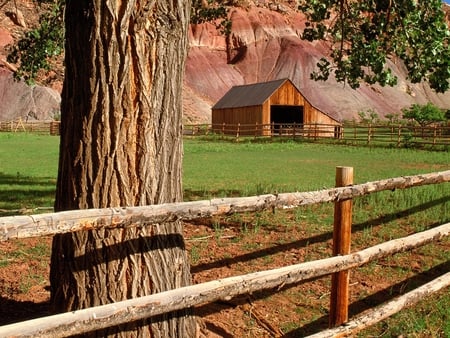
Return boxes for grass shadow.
[0,172,56,215]
[0,297,50,325]
[190,196,449,274]
[283,261,450,337]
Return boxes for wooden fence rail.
[0,120,60,135]
[308,271,450,338]
[2,121,449,146]
[0,222,449,337]
[0,169,449,336]
[1,170,449,241]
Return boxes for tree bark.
[51,0,195,337]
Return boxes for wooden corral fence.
[184,123,450,147]
[0,170,449,337]
[184,122,342,140]
[0,120,60,135]
[343,123,450,147]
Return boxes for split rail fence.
[0,169,449,337]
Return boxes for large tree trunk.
[50,0,195,336]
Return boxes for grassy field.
[1,133,448,211]
[0,132,449,336]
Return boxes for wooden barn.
[211,78,342,137]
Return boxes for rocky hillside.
[1,1,450,123]
[184,2,450,123]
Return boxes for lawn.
[0,132,449,336]
[1,133,448,211]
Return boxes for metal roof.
[212,78,289,109]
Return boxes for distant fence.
[0,169,449,337]
[3,121,449,148]
[343,123,450,147]
[0,120,60,135]
[185,122,342,139]
[184,123,450,147]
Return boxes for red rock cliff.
[184,5,450,123]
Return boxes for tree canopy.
[6,0,450,92]
[299,0,450,92]
[402,102,447,126]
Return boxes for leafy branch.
[6,0,64,84]
[299,0,450,92]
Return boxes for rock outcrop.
[0,2,449,123]
[185,5,450,123]
[0,68,60,121]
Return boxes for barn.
[211,78,342,137]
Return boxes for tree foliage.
[6,0,450,92]
[191,0,231,34]
[402,103,447,126]
[6,0,64,84]
[299,0,450,92]
[6,0,232,83]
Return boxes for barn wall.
[261,101,271,136]
[212,106,263,135]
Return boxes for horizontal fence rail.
[307,270,450,338]
[183,123,450,146]
[1,170,449,241]
[3,121,449,146]
[0,169,449,337]
[343,123,450,147]
[0,120,60,135]
[0,222,449,337]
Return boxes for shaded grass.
[0,133,58,214]
[0,133,449,335]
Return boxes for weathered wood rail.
[1,170,449,241]
[0,169,449,337]
[0,222,448,337]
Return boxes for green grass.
[183,139,449,199]
[0,133,449,335]
[1,133,447,212]
[0,133,59,214]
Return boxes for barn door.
[270,105,304,134]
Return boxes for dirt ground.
[1,209,448,337]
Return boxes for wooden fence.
[184,123,450,147]
[2,121,449,147]
[0,170,449,337]
[0,120,60,135]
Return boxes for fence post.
[433,125,437,145]
[329,166,353,328]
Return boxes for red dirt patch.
[0,210,448,336]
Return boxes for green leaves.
[7,0,64,84]
[191,0,231,35]
[402,103,447,126]
[299,0,450,92]
[7,0,450,93]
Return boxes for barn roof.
[212,78,288,109]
